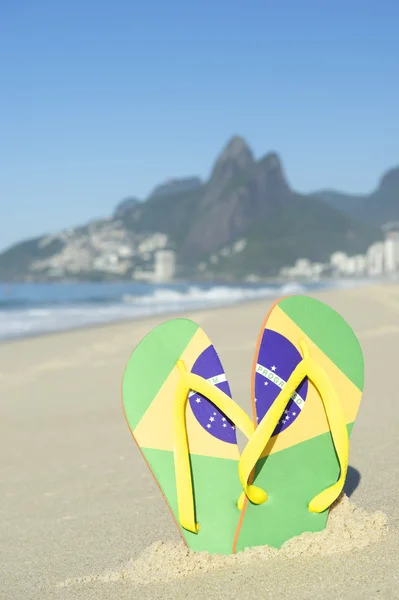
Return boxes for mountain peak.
[207,136,254,190]
[257,152,290,190]
[214,136,254,169]
[148,176,202,200]
[114,196,140,218]
[220,135,253,157]
[260,151,283,170]
[378,166,399,193]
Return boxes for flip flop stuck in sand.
[233,295,364,552]
[122,297,364,555]
[122,318,254,555]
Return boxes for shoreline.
[0,288,302,348]
[0,276,379,346]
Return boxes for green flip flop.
[233,295,364,552]
[122,317,254,555]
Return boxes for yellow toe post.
[237,349,309,510]
[237,486,268,510]
[237,340,348,514]
[305,357,349,513]
[173,360,257,532]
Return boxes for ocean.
[0,279,369,342]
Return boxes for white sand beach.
[1,283,399,599]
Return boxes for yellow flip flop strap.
[174,360,256,533]
[237,340,349,513]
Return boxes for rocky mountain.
[313,166,399,226]
[113,196,141,218]
[148,177,202,200]
[117,136,380,276]
[0,136,388,281]
[181,139,293,261]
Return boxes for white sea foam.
[122,284,295,307]
[0,279,370,341]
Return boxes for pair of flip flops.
[122,295,364,555]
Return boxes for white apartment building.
[279,258,326,280]
[280,223,399,281]
[154,249,176,281]
[336,255,366,276]
[134,249,177,282]
[353,254,367,275]
[331,247,382,277]
[382,222,399,273]
[330,251,348,272]
[366,243,384,276]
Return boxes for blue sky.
[1,0,398,250]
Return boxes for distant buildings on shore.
[27,214,399,284]
[31,224,177,282]
[279,222,399,280]
[134,249,176,282]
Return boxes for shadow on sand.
[343,465,361,497]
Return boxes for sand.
[1,282,399,599]
[58,495,388,589]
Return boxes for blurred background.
[1,0,399,341]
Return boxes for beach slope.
[1,284,399,599]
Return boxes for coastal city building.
[134,249,177,282]
[30,220,176,281]
[280,259,329,280]
[154,249,176,281]
[382,222,399,273]
[279,222,399,281]
[367,243,384,276]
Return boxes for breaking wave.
[0,279,369,341]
